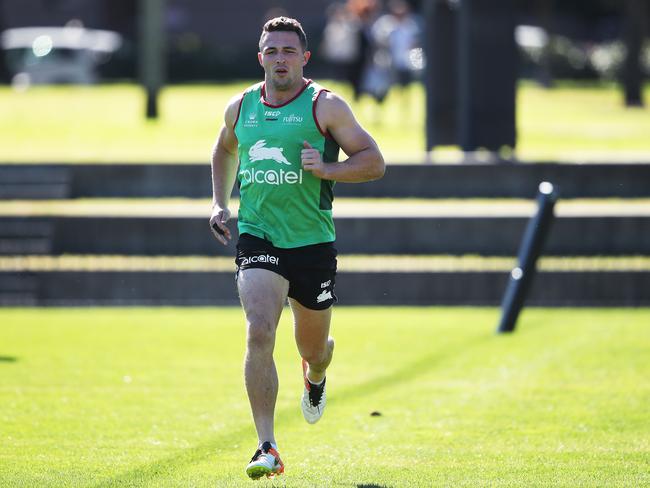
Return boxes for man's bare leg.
[290,298,334,383]
[238,269,289,446]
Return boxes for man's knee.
[301,341,333,366]
[302,350,326,366]
[246,315,277,349]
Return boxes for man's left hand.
[301,141,328,179]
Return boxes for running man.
[209,16,384,480]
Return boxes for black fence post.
[497,182,558,333]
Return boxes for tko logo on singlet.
[249,140,290,165]
[240,254,279,266]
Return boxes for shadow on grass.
[0,356,17,362]
[95,333,490,487]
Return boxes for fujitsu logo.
[283,114,303,123]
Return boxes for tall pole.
[139,0,166,119]
[424,0,459,151]
[458,0,517,152]
[425,0,516,154]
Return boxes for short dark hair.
[259,17,308,52]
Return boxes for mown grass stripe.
[2,198,650,217]
[2,255,650,272]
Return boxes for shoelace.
[250,442,280,465]
[308,377,326,407]
[249,448,262,463]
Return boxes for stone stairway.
[1,162,648,306]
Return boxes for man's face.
[258,30,311,91]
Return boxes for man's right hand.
[209,206,232,245]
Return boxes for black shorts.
[235,233,338,310]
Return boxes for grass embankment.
[1,81,649,163]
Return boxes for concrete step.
[0,214,647,256]
[1,162,649,199]
[0,221,53,255]
[0,269,646,306]
[0,273,38,304]
[0,166,70,199]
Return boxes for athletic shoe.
[245,441,284,480]
[301,358,326,424]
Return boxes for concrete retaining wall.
[2,215,648,256]
[1,270,648,306]
[3,163,650,199]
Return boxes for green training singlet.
[234,80,340,248]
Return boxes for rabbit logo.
[249,140,291,165]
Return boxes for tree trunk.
[0,0,10,83]
[622,0,646,107]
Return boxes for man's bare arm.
[302,91,385,183]
[209,95,241,244]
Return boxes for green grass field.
[1,307,648,487]
[1,81,649,163]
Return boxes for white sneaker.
[245,441,284,479]
[301,358,326,424]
